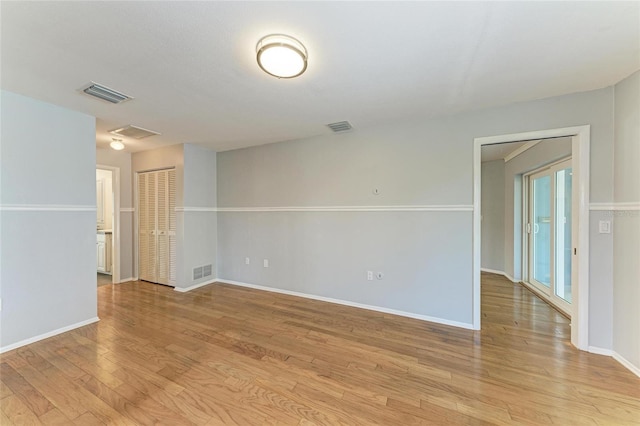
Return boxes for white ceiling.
[2,2,639,153]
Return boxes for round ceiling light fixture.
[256,34,308,79]
[110,138,125,151]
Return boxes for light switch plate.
[598,220,611,234]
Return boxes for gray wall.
[481,160,505,272]
[613,70,640,371]
[217,87,615,335]
[96,148,134,281]
[0,90,97,349]
[182,144,217,288]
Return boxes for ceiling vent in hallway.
[80,82,133,104]
[327,121,353,133]
[109,125,160,139]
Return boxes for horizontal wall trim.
[214,205,474,212]
[613,351,640,378]
[174,278,217,293]
[0,204,96,212]
[175,207,217,212]
[589,202,640,211]
[118,277,136,283]
[120,207,135,213]
[215,278,474,330]
[0,317,100,354]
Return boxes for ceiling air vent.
[110,125,160,139]
[327,121,353,133]
[80,82,133,104]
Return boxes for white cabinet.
[97,233,112,274]
[138,169,176,285]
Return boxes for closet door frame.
[135,167,176,286]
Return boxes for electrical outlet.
[245,257,250,265]
[598,220,611,234]
[263,259,269,268]
[376,272,384,280]
[367,271,373,281]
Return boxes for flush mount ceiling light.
[256,34,308,78]
[110,138,125,151]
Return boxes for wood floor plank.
[0,363,54,417]
[13,362,88,420]
[1,394,43,425]
[38,407,72,425]
[1,274,638,425]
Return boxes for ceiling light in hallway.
[110,138,125,150]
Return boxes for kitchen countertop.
[97,229,113,234]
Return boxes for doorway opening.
[474,126,590,351]
[96,165,121,286]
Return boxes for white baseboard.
[613,351,640,378]
[0,317,100,354]
[588,346,613,356]
[174,278,217,293]
[587,347,640,377]
[118,277,135,283]
[481,268,519,283]
[216,278,474,330]
[481,268,505,275]
[503,272,518,283]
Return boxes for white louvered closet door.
[138,169,176,286]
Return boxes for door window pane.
[532,175,551,287]
[555,168,572,303]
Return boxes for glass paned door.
[526,159,572,316]
[555,167,572,304]
[531,175,551,288]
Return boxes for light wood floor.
[1,273,639,425]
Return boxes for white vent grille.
[193,266,203,280]
[110,125,160,139]
[203,264,212,277]
[327,121,353,133]
[81,82,132,104]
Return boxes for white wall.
[217,87,615,335]
[613,70,640,373]
[96,148,134,281]
[481,160,505,272]
[0,90,97,350]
